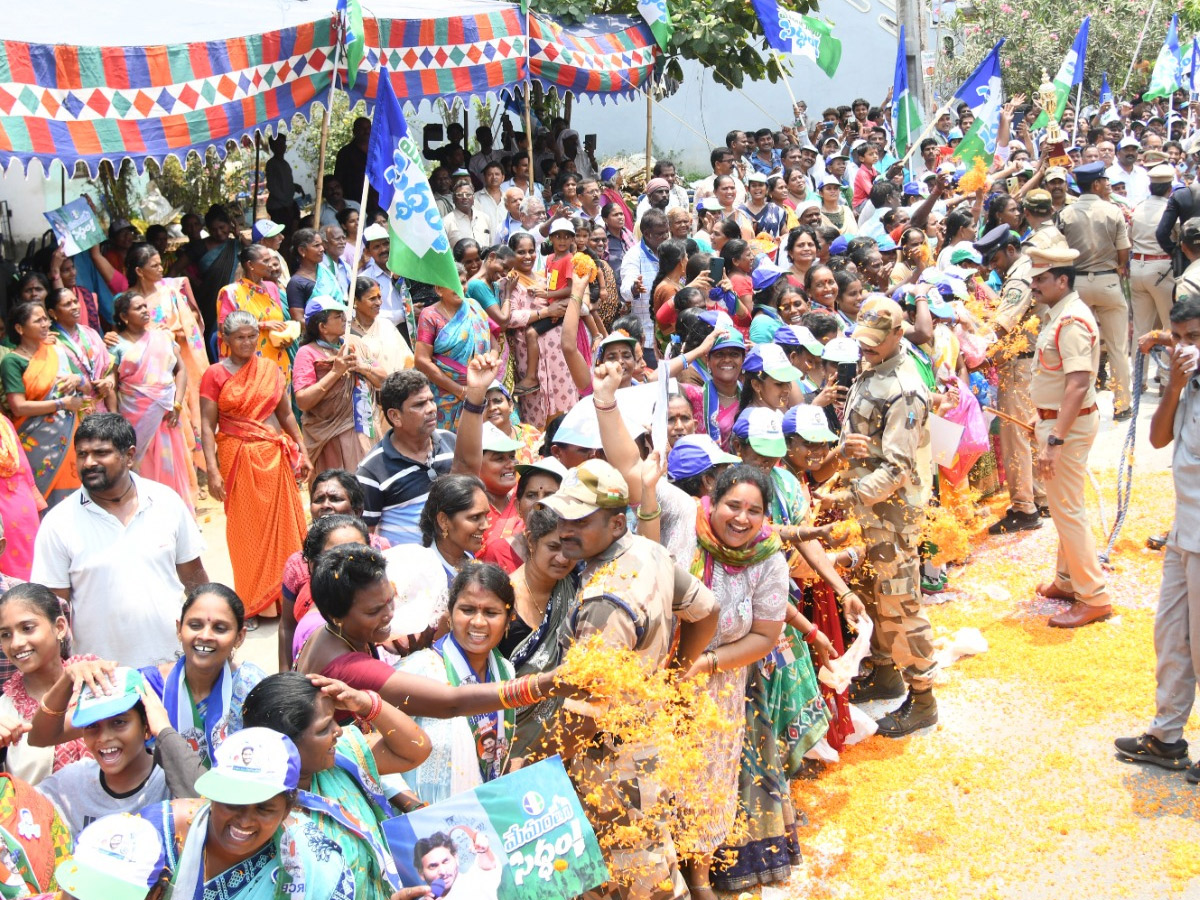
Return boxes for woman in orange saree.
[199,311,311,620]
[0,302,85,509]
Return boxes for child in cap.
[53,813,168,900]
[33,667,169,836]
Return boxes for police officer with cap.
[975,225,1047,533]
[1028,244,1113,627]
[1056,160,1134,420]
[1175,217,1200,298]
[1043,166,1073,213]
[1021,190,1066,252]
[1130,164,1178,347]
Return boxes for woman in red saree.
[0,302,85,509]
[199,311,311,621]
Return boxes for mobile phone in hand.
[837,361,858,389]
[708,258,725,284]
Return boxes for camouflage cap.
[1022,189,1054,214]
[852,296,905,348]
[539,459,629,520]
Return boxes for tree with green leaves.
[533,0,818,88]
[943,0,1178,105]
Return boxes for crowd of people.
[1,81,1199,900]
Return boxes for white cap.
[822,336,861,364]
[549,218,576,235]
[362,223,390,243]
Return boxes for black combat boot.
[848,662,906,704]
[875,688,938,737]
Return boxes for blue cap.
[1073,161,1108,185]
[903,181,922,196]
[304,296,347,322]
[667,435,741,480]
[70,667,146,729]
[774,324,825,355]
[743,343,803,381]
[751,262,790,291]
[948,128,964,141]
[600,166,619,181]
[252,219,285,241]
[877,234,899,252]
[828,236,849,256]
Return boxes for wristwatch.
[1047,434,1065,447]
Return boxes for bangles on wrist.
[498,675,543,709]
[593,399,617,412]
[39,698,66,717]
[461,397,486,415]
[706,649,720,674]
[636,505,661,521]
[360,690,383,723]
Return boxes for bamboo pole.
[523,86,536,196]
[312,36,344,228]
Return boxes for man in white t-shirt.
[31,414,207,669]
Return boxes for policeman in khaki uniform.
[1129,165,1177,350]
[1028,245,1114,628]
[975,225,1047,533]
[825,296,937,737]
[1056,160,1134,419]
[1021,189,1067,252]
[541,459,718,900]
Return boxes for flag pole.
[1070,81,1083,145]
[312,27,344,228]
[774,52,800,111]
[523,9,537,199]
[1122,0,1160,92]
[645,85,653,181]
[349,40,378,280]
[897,101,952,167]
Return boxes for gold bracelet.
[635,505,661,521]
[39,698,66,717]
[707,650,720,674]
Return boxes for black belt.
[1079,269,1116,276]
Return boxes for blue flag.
[952,40,1005,167]
[892,26,922,157]
[366,70,461,294]
[1099,72,1114,110]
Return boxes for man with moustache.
[30,414,208,668]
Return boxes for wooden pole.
[252,134,261,223]
[312,36,344,228]
[523,85,536,197]
[349,63,379,281]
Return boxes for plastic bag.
[938,376,989,485]
[818,615,874,693]
[932,627,989,670]
[844,703,878,745]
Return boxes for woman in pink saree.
[124,243,207,497]
[107,292,194,514]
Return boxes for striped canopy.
[0,0,657,176]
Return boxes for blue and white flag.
[892,26,922,157]
[1145,14,1180,100]
[952,40,1005,167]
[366,70,460,294]
[1033,18,1088,128]
[750,0,842,77]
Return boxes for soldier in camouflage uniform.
[542,459,718,900]
[825,296,937,737]
[976,224,1048,534]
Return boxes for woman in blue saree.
[141,727,355,900]
[413,283,492,430]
